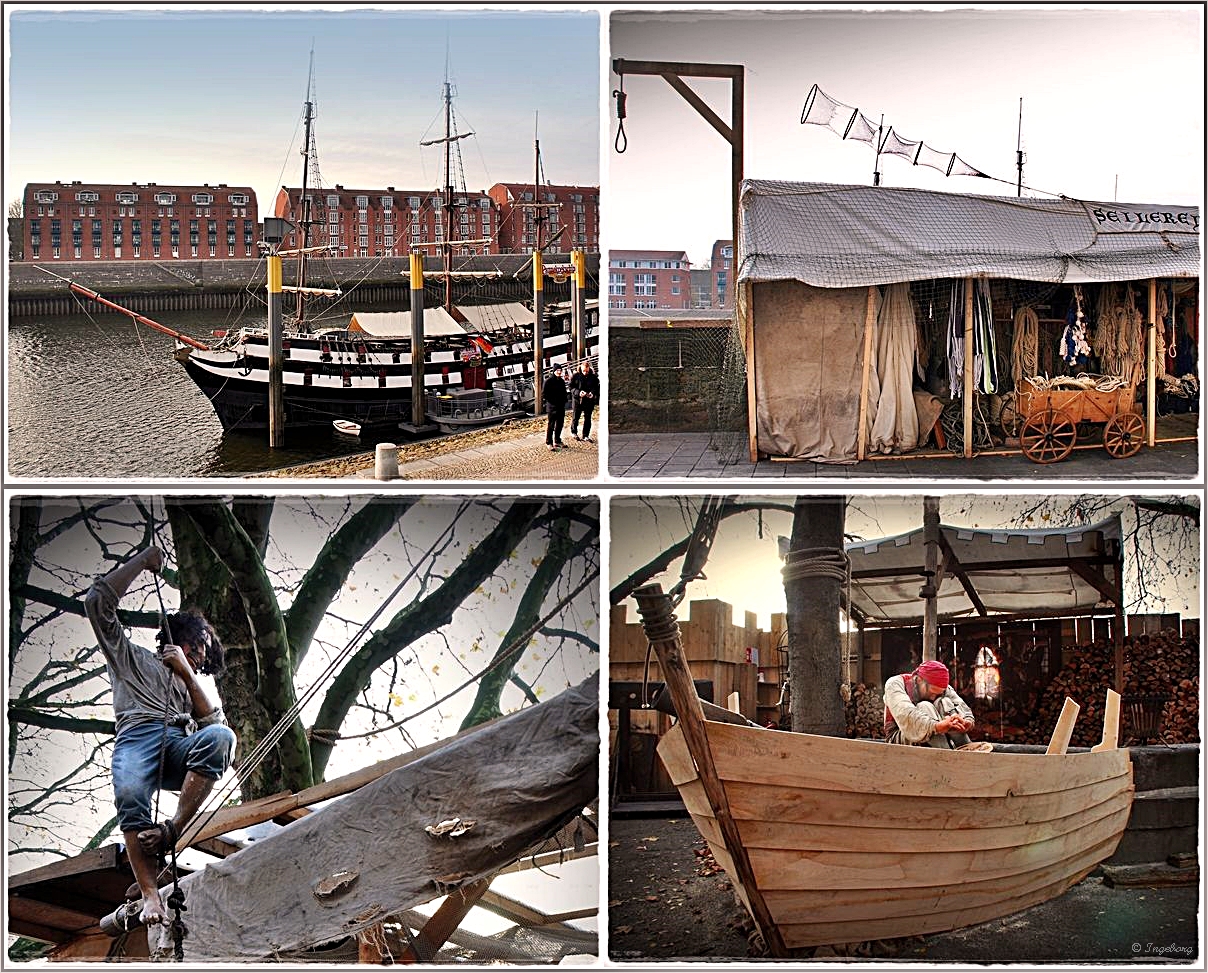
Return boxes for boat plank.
[698,721,1131,799]
[684,783,1133,854]
[761,834,1122,925]
[662,729,1132,831]
[745,806,1130,891]
[776,866,1098,948]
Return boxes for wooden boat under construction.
[633,584,1135,956]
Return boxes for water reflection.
[7,310,367,478]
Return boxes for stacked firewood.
[1025,631,1199,747]
[843,683,885,739]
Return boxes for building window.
[75,191,99,203]
[154,192,176,206]
[34,190,58,204]
[634,273,657,297]
[609,273,625,296]
[609,298,627,309]
[721,245,733,258]
[974,646,1001,701]
[192,193,214,205]
[635,299,657,309]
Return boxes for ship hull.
[179,324,596,433]
[657,721,1134,950]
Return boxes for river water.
[7,309,373,478]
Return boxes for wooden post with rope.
[632,583,787,957]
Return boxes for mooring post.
[267,249,285,448]
[572,248,587,361]
[533,250,545,414]
[410,251,426,429]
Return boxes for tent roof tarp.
[738,180,1200,288]
[349,308,466,336]
[845,516,1122,625]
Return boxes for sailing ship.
[633,584,1135,955]
[171,67,597,434]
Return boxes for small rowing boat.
[332,419,361,438]
[632,583,1134,955]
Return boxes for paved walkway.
[610,413,1200,480]
[354,431,598,481]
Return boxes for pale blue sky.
[5,6,600,212]
[609,6,1205,264]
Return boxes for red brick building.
[488,183,599,254]
[21,181,258,261]
[275,185,496,259]
[608,249,692,310]
[710,238,734,308]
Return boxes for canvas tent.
[844,516,1123,627]
[736,180,1200,463]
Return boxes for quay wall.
[8,253,600,317]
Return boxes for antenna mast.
[296,48,316,328]
[1016,97,1025,197]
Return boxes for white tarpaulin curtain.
[739,180,1201,288]
[867,283,921,454]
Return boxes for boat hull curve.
[657,720,1134,950]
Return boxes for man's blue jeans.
[112,721,235,832]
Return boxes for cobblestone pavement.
[353,431,599,481]
[610,413,1199,480]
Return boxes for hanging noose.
[612,75,628,153]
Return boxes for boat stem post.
[410,252,427,428]
[1091,688,1122,752]
[1045,696,1080,755]
[632,583,788,957]
[572,249,587,361]
[267,251,285,447]
[533,250,545,414]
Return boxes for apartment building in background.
[21,181,259,261]
[275,185,496,259]
[710,238,734,309]
[489,183,599,254]
[608,249,692,310]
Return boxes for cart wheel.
[1103,411,1144,458]
[1020,409,1076,464]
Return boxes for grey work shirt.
[84,578,224,737]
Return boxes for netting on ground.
[703,276,1199,461]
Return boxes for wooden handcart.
[1016,377,1143,464]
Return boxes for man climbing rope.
[84,546,235,927]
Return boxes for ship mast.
[443,79,455,311]
[296,50,317,328]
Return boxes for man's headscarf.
[914,660,950,690]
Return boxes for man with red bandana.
[884,660,974,748]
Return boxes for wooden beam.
[659,72,731,142]
[852,553,1119,580]
[8,844,121,890]
[1066,559,1120,605]
[179,715,501,850]
[8,896,99,940]
[478,890,596,928]
[1147,278,1157,447]
[856,285,877,461]
[399,876,493,962]
[743,280,759,463]
[612,57,744,80]
[936,532,988,617]
[497,843,598,875]
[633,584,787,957]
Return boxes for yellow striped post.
[533,250,545,413]
[267,253,285,447]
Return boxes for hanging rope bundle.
[1011,306,1039,388]
[1094,283,1143,385]
[781,548,855,691]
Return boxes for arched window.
[974,645,1000,701]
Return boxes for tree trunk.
[784,496,846,736]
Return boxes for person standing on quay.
[569,360,599,442]
[543,367,568,451]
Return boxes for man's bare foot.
[139,890,167,926]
